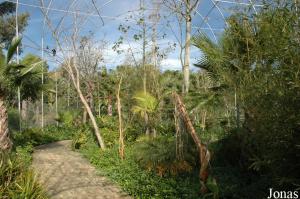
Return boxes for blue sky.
[1,0,260,71]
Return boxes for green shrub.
[97,115,118,130]
[96,116,121,147]
[56,111,80,127]
[101,127,119,148]
[71,127,91,149]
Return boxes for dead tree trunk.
[174,104,184,161]
[116,76,125,159]
[173,92,210,193]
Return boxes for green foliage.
[6,36,21,64]
[204,176,219,199]
[192,2,300,195]
[19,54,48,101]
[79,140,201,199]
[8,108,19,132]
[133,135,195,177]
[0,1,29,49]
[96,116,120,147]
[56,110,80,127]
[0,151,47,199]
[13,125,74,148]
[97,115,118,130]
[1,38,46,102]
[132,91,158,117]
[0,2,16,16]
[101,127,119,148]
[72,127,89,149]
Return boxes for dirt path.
[32,140,131,199]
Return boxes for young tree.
[116,76,125,159]
[40,0,106,149]
[76,35,106,122]
[163,0,200,93]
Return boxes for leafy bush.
[56,110,80,127]
[96,116,120,147]
[101,127,119,148]
[97,115,118,130]
[71,126,93,149]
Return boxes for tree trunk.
[183,2,191,93]
[21,100,27,120]
[0,98,12,151]
[173,92,210,193]
[116,77,125,159]
[152,128,157,138]
[76,86,106,149]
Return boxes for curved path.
[32,140,131,199]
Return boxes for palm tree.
[192,33,242,128]
[0,37,43,150]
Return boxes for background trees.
[0,1,29,49]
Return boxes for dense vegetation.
[1,0,300,199]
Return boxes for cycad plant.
[0,37,43,150]
[132,91,158,136]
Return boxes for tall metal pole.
[55,71,58,126]
[41,20,45,129]
[16,0,21,132]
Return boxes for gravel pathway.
[32,140,131,199]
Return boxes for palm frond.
[132,91,158,116]
[6,36,21,64]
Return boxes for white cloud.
[161,58,182,71]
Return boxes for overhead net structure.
[6,0,273,130]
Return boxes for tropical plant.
[132,91,158,136]
[133,135,195,177]
[0,151,47,198]
[0,37,44,150]
[192,1,300,192]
